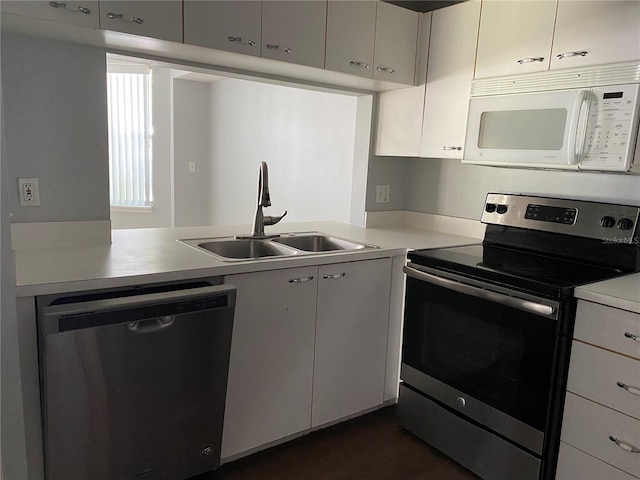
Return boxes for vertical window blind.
[106,64,153,208]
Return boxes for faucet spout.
[237,161,287,239]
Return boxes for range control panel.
[482,193,640,243]
[580,83,640,171]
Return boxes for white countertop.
[13,221,480,297]
[575,272,640,314]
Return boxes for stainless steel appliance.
[463,61,640,172]
[399,193,640,480]
[36,279,236,480]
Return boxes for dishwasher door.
[38,284,236,480]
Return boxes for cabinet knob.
[376,67,396,74]
[517,57,545,65]
[349,61,370,69]
[49,2,91,14]
[442,146,462,151]
[556,51,588,60]
[107,12,143,25]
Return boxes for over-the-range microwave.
[463,62,640,173]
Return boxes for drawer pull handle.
[289,275,314,283]
[517,57,545,65]
[617,381,640,395]
[442,146,462,151]
[49,2,91,14]
[107,12,144,24]
[624,332,639,343]
[556,51,588,60]
[322,272,346,280]
[376,67,396,74]
[349,61,370,69]
[227,37,257,47]
[609,436,640,453]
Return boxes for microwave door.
[463,89,589,169]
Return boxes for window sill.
[110,205,154,214]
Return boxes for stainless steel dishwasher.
[36,280,236,480]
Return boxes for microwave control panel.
[581,83,640,171]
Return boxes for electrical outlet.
[18,178,40,207]
[188,161,196,173]
[376,184,390,203]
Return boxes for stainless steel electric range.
[398,193,640,480]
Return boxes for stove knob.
[600,216,616,228]
[485,203,497,213]
[496,204,508,214]
[617,218,634,231]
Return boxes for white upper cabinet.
[373,1,419,85]
[1,0,99,28]
[474,0,557,78]
[420,0,481,159]
[183,1,261,57]
[475,0,640,78]
[325,1,377,78]
[551,0,640,69]
[98,1,182,43]
[261,1,327,69]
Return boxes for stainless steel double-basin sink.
[179,232,377,261]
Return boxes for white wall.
[207,78,360,227]
[2,33,110,224]
[173,79,212,227]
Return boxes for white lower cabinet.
[221,258,392,459]
[221,266,317,459]
[557,300,640,479]
[312,258,392,426]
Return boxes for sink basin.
[196,239,298,260]
[272,234,370,252]
[179,232,377,261]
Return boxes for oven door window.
[402,277,557,432]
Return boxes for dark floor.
[196,406,481,480]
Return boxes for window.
[106,64,153,209]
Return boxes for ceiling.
[384,0,468,13]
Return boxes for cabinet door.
[1,0,99,28]
[183,1,261,57]
[375,12,431,156]
[474,0,557,78]
[261,1,327,68]
[98,1,182,43]
[373,1,419,85]
[312,258,392,427]
[221,267,317,459]
[551,0,640,70]
[420,0,481,159]
[325,1,377,78]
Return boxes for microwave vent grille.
[471,61,640,97]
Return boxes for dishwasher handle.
[127,316,175,334]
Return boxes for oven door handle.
[403,265,558,320]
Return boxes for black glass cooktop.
[408,244,628,299]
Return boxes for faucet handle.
[263,210,287,226]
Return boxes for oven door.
[401,263,561,455]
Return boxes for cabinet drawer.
[568,341,640,420]
[575,301,640,360]
[556,442,637,480]
[561,392,640,477]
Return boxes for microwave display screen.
[478,109,567,150]
[603,92,624,99]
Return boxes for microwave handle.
[568,89,591,164]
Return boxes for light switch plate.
[376,184,390,203]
